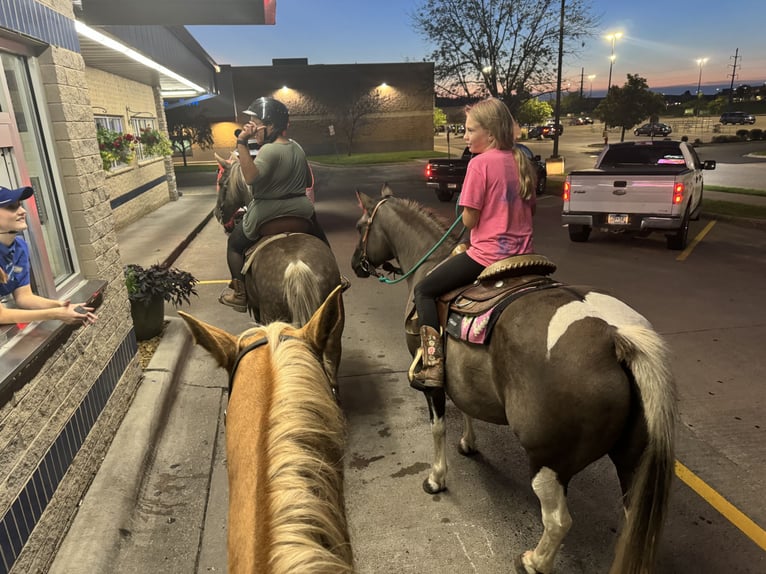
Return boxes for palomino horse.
[179,287,352,574]
[350,185,677,574]
[215,154,344,331]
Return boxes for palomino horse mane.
[180,287,351,574]
[236,321,352,573]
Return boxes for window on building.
[0,52,74,295]
[94,114,133,169]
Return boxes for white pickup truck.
[562,140,716,250]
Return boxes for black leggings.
[414,252,484,330]
[226,212,330,281]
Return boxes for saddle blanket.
[445,277,562,344]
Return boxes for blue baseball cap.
[0,186,34,207]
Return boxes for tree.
[165,106,214,167]
[329,86,387,155]
[515,99,553,127]
[412,0,598,114]
[434,107,448,131]
[593,74,666,142]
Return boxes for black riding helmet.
[244,97,289,143]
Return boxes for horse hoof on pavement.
[457,442,478,456]
[514,553,541,574]
[422,477,446,495]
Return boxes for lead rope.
[377,198,465,285]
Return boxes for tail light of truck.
[673,182,684,204]
[425,163,432,178]
[562,180,570,202]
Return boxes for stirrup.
[407,349,442,392]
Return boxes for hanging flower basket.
[138,127,173,157]
[97,126,136,169]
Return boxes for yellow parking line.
[675,460,766,551]
[197,279,231,285]
[676,220,716,261]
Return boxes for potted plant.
[97,126,136,170]
[124,263,198,341]
[138,127,174,158]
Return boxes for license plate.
[447,183,458,189]
[607,213,629,225]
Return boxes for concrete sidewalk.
[47,161,765,574]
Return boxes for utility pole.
[579,67,584,98]
[727,48,740,109]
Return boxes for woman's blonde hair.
[465,97,536,200]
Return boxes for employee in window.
[0,186,97,326]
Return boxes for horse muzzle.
[351,250,372,278]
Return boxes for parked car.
[425,145,547,202]
[516,142,547,195]
[633,123,673,137]
[528,124,560,139]
[545,119,564,135]
[719,111,756,125]
[574,116,594,125]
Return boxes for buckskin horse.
[350,185,677,574]
[179,287,352,574]
[215,153,344,330]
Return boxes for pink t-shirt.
[459,148,535,266]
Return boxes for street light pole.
[603,32,622,145]
[605,32,622,95]
[551,0,565,159]
[696,57,708,96]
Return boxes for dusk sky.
[187,0,766,96]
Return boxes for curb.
[49,318,192,574]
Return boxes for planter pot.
[129,295,165,341]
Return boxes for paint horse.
[215,154,343,332]
[179,287,352,574]
[351,185,677,574]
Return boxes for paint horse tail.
[284,260,324,326]
[610,324,677,574]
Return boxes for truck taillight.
[562,180,570,202]
[673,182,684,204]
[425,164,432,177]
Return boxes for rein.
[227,333,296,399]
[359,197,464,285]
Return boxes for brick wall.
[180,62,435,162]
[85,67,173,230]
[0,10,143,573]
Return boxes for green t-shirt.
[242,140,314,238]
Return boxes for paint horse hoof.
[422,476,446,495]
[457,441,478,456]
[514,553,543,574]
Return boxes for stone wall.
[0,6,142,572]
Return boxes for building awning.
[77,23,219,98]
[75,0,276,26]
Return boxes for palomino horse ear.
[355,190,376,214]
[178,311,240,372]
[380,182,393,197]
[300,285,344,356]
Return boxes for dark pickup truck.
[425,145,547,202]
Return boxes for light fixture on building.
[74,21,206,96]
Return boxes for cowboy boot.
[409,325,444,391]
[219,279,247,313]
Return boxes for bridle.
[357,197,464,285]
[227,333,295,398]
[226,331,338,406]
[357,197,392,279]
